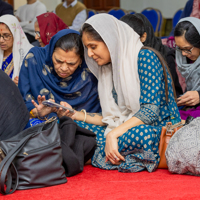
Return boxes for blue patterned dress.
[76,49,181,173]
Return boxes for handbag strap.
[3,163,18,195]
[0,124,45,195]
[166,122,183,131]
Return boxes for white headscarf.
[0,15,33,80]
[82,14,143,136]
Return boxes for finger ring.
[114,156,118,160]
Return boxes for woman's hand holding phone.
[31,95,57,118]
[56,101,77,119]
[32,96,77,119]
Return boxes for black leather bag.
[0,118,67,195]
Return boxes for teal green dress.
[76,49,181,172]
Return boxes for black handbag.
[0,117,67,195]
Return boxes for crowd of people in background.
[0,0,200,176]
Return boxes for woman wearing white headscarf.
[175,17,200,120]
[0,15,32,84]
[59,14,180,172]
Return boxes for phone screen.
[42,100,74,113]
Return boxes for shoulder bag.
[0,117,67,195]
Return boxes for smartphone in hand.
[42,100,74,113]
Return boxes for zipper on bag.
[23,141,59,156]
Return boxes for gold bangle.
[30,109,36,118]
[81,109,87,122]
[30,109,48,121]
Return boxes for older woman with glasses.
[0,15,32,85]
[34,12,68,47]
[174,17,200,119]
[18,29,101,127]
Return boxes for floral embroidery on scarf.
[11,23,24,35]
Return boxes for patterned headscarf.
[37,12,68,45]
[18,29,101,114]
[0,14,32,80]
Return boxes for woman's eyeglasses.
[34,31,40,37]
[175,46,194,54]
[0,34,12,41]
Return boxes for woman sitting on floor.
[0,15,32,85]
[174,17,200,120]
[56,14,181,172]
[120,13,183,97]
[18,29,101,126]
[34,12,68,47]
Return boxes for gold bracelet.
[30,109,47,121]
[37,115,48,121]
[30,109,36,118]
[81,109,87,122]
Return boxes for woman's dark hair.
[120,14,145,37]
[54,33,84,58]
[81,23,103,42]
[174,21,200,48]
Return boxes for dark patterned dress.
[76,49,181,172]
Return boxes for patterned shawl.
[18,29,101,114]
[37,12,68,46]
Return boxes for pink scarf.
[190,0,200,19]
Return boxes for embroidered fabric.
[166,117,200,175]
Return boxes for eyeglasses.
[0,34,12,41]
[175,46,194,54]
[34,31,40,37]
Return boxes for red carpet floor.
[1,165,200,200]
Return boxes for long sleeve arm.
[69,9,87,31]
[18,55,36,111]
[134,50,163,124]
